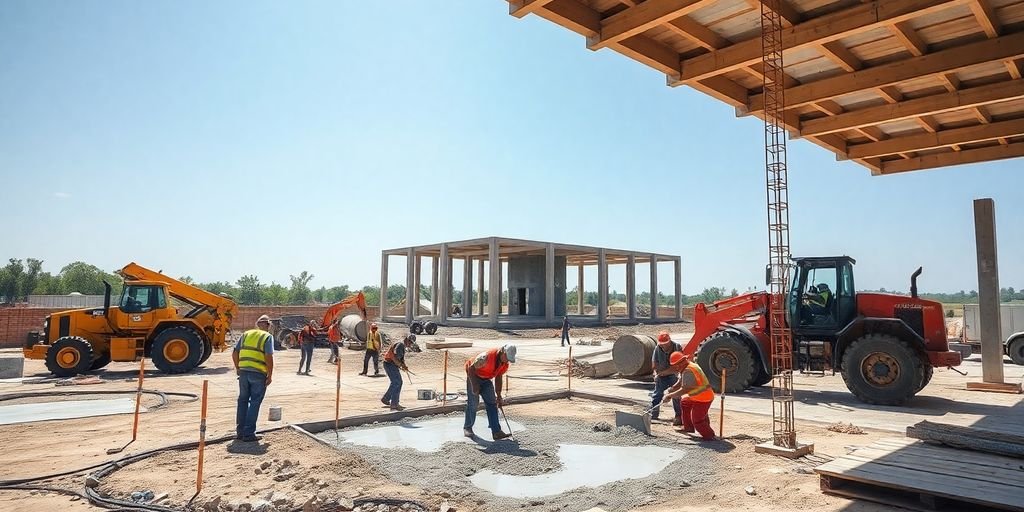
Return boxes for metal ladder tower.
[756,0,810,456]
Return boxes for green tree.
[21,258,43,299]
[262,283,289,305]
[57,262,121,295]
[361,285,381,306]
[698,287,727,304]
[0,258,24,301]
[32,272,61,294]
[236,275,263,305]
[288,271,314,305]
[199,281,236,297]
[179,276,195,285]
[324,285,352,303]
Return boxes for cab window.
[120,286,166,313]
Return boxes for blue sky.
[1,1,1021,295]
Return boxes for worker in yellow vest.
[360,323,382,376]
[232,314,275,443]
[662,351,716,441]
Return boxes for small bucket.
[268,406,282,421]
[417,389,435,400]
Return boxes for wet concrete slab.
[469,443,685,498]
[0,398,145,425]
[331,416,527,452]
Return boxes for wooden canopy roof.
[506,0,1024,175]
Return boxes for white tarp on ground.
[0,398,145,425]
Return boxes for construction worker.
[663,351,717,441]
[805,283,832,316]
[232,314,275,443]
[297,321,316,376]
[381,334,416,410]
[561,316,571,347]
[360,322,382,376]
[651,331,683,426]
[464,344,517,441]
[327,320,341,364]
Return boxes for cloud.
[53,192,71,199]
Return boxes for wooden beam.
[973,106,993,124]
[880,141,1024,174]
[918,116,941,133]
[665,15,729,50]
[748,31,1024,114]
[615,35,680,76]
[672,0,964,85]
[535,0,601,36]
[858,126,888,141]
[1007,59,1024,79]
[819,41,863,72]
[876,86,904,103]
[800,79,1024,137]
[969,0,1000,38]
[509,0,557,18]
[588,0,710,49]
[747,0,802,27]
[690,75,750,106]
[811,100,845,116]
[847,117,1024,158]
[939,72,961,92]
[891,21,927,56]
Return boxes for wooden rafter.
[917,116,942,133]
[847,117,1024,158]
[1007,59,1024,79]
[876,86,904,103]
[969,0,1000,38]
[509,0,557,18]
[880,142,1024,174]
[747,31,1024,114]
[665,15,729,49]
[746,0,801,26]
[891,21,928,56]
[587,0,712,49]
[671,0,964,85]
[819,41,863,72]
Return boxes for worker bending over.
[651,331,683,426]
[663,351,717,441]
[464,344,517,441]
[381,335,416,410]
[327,321,341,365]
[360,322,382,376]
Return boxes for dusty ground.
[0,322,1020,512]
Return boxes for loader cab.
[789,256,857,334]
[112,282,173,330]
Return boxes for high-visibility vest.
[465,348,508,380]
[384,343,401,364]
[366,331,382,352]
[238,329,270,374]
[683,362,715,403]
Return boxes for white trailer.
[962,303,1024,365]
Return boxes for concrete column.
[974,198,1005,383]
[462,257,473,318]
[380,252,389,320]
[626,254,636,321]
[598,249,608,324]
[674,257,683,320]
[446,256,454,318]
[477,259,485,315]
[488,240,500,327]
[430,256,439,316]
[650,255,658,320]
[438,244,449,322]
[577,264,585,315]
[545,243,556,322]
[412,253,421,318]
[405,248,415,324]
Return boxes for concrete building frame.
[380,237,683,328]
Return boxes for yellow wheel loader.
[23,263,237,377]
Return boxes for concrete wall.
[507,256,566,317]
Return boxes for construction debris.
[826,422,866,435]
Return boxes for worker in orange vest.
[662,351,717,441]
[326,321,341,364]
[381,335,415,411]
[463,344,517,441]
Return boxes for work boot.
[463,428,474,438]
[492,430,511,441]
[241,434,262,443]
[672,417,682,427]
[358,371,367,376]
[390,405,405,411]
[296,371,303,375]
[381,398,390,406]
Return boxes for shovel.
[498,403,515,441]
[615,401,659,436]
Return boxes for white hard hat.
[502,344,517,363]
[256,315,271,325]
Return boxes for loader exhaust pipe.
[910,267,922,299]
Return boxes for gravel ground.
[315,413,715,512]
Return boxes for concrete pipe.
[612,334,657,377]
[339,315,368,342]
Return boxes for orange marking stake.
[568,344,573,392]
[189,380,209,505]
[106,358,145,455]
[442,350,449,406]
[719,369,727,438]
[335,356,342,434]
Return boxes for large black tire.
[1007,336,1024,366]
[841,334,924,406]
[45,336,95,377]
[150,326,205,374]
[695,331,757,393]
[409,321,424,335]
[89,350,112,371]
[424,322,438,335]
[916,364,934,393]
[752,365,773,387]
[198,338,214,365]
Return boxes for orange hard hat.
[669,351,688,366]
[370,322,378,330]
[657,331,671,344]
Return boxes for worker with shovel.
[381,335,416,411]
[463,344,517,441]
[662,352,717,441]
[651,331,683,426]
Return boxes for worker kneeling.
[464,344,517,441]
[662,352,717,441]
[381,335,415,410]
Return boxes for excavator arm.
[320,292,368,326]
[118,262,238,342]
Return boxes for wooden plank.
[748,31,1024,114]
[866,438,1024,471]
[847,117,1024,158]
[879,141,1024,173]
[820,474,998,512]
[877,85,904,103]
[536,0,602,37]
[749,0,802,26]
[588,0,711,49]
[665,15,729,50]
[672,0,965,85]
[969,0,1001,38]
[799,79,1024,137]
[840,450,1024,483]
[891,21,928,56]
[509,0,557,18]
[906,421,1024,459]
[967,381,1024,393]
[819,41,863,72]
[614,34,681,76]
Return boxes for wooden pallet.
[907,420,1024,459]
[815,438,1024,512]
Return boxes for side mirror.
[765,264,772,286]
